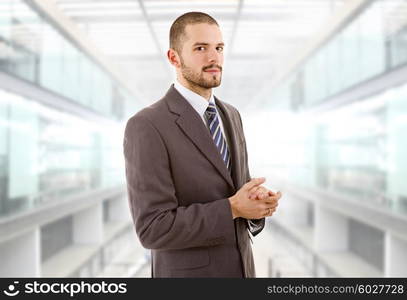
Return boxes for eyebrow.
[192,42,225,47]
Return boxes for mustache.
[203,65,222,71]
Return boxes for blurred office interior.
[0,0,406,277]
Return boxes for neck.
[178,76,211,101]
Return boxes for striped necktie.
[205,102,231,171]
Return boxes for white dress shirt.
[173,80,231,150]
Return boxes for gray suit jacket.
[123,85,265,277]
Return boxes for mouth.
[204,69,221,74]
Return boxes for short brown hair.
[169,12,219,53]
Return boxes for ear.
[167,49,181,68]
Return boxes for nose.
[207,47,222,64]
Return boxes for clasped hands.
[228,177,281,220]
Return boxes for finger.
[243,177,266,191]
[249,192,260,200]
[264,201,279,208]
[257,187,268,195]
[263,207,276,217]
[262,201,278,207]
[261,187,272,199]
[267,189,282,196]
[249,185,267,192]
[258,194,280,204]
[267,207,277,217]
[267,190,276,196]
[253,193,266,200]
[248,186,261,199]
[248,185,266,198]
[254,190,267,200]
[250,186,268,200]
[266,192,281,201]
[259,194,266,200]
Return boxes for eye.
[196,46,205,51]
[217,46,224,52]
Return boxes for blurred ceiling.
[54,0,346,109]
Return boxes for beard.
[180,57,222,89]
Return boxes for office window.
[326,36,342,96]
[303,55,317,105]
[90,65,103,112]
[38,112,94,201]
[39,23,63,93]
[309,81,407,215]
[382,0,407,68]
[388,22,407,69]
[9,0,41,82]
[319,48,330,101]
[77,55,93,106]
[100,133,125,188]
[111,87,125,120]
[8,94,39,202]
[389,26,407,68]
[0,87,126,219]
[386,84,407,213]
[90,66,113,116]
[0,1,12,71]
[0,0,137,121]
[0,1,12,39]
[61,38,80,101]
[316,104,386,202]
[341,18,361,90]
[358,2,386,82]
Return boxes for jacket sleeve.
[236,110,265,237]
[123,114,237,250]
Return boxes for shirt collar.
[174,79,215,117]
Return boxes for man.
[123,12,281,278]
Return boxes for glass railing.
[0,0,138,120]
[264,0,407,111]
[248,81,407,217]
[0,88,125,218]
[250,0,407,217]
[0,0,141,218]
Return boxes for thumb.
[243,177,266,191]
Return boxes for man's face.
[177,23,224,89]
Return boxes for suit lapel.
[165,85,235,189]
